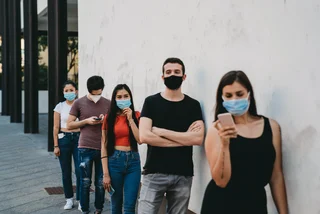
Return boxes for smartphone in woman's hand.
[218,113,235,127]
[109,185,115,196]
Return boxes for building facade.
[78,0,320,213]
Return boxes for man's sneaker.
[63,198,74,210]
[78,202,82,211]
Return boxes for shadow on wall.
[265,87,319,213]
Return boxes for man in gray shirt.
[67,76,111,214]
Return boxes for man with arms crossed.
[67,76,111,214]
[139,57,205,214]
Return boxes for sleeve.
[69,99,80,117]
[135,111,141,123]
[193,100,204,122]
[53,102,62,113]
[101,114,108,130]
[140,97,153,120]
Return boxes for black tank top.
[201,116,276,214]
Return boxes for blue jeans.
[108,150,141,214]
[78,148,105,212]
[58,132,80,200]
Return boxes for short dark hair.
[214,70,258,120]
[62,80,77,90]
[162,57,185,75]
[87,75,105,93]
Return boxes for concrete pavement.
[0,114,111,214]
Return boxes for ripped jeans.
[78,148,105,212]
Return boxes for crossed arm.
[139,117,205,147]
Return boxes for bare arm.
[67,114,102,130]
[129,119,140,144]
[269,119,289,214]
[205,124,232,188]
[123,109,140,144]
[67,115,87,129]
[139,117,183,147]
[101,129,109,175]
[53,112,60,147]
[153,120,205,146]
[101,129,111,192]
[53,112,61,156]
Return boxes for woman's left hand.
[54,147,60,157]
[123,108,133,121]
[103,175,111,192]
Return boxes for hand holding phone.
[215,113,237,144]
[217,113,235,127]
[87,116,103,125]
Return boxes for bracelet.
[54,146,59,148]
[101,156,108,159]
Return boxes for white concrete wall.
[78,1,320,213]
[0,91,48,114]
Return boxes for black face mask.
[164,75,183,90]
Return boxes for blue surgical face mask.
[222,92,250,116]
[116,99,132,109]
[64,92,77,101]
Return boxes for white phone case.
[58,133,65,139]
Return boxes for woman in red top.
[101,84,141,214]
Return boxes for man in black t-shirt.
[138,57,205,214]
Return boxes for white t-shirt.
[53,101,75,129]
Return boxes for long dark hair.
[214,70,258,120]
[107,84,139,156]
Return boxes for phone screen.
[94,117,102,121]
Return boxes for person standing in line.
[201,70,288,214]
[53,80,80,210]
[67,76,111,214]
[101,84,141,214]
[138,57,205,214]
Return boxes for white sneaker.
[78,202,82,211]
[64,198,74,210]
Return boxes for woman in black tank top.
[201,71,288,214]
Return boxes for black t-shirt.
[141,92,203,176]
